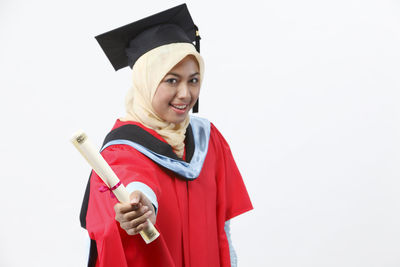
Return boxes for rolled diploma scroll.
[71,130,160,244]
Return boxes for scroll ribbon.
[99,181,122,199]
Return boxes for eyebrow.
[166,72,200,78]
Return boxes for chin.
[171,118,187,124]
[165,114,189,124]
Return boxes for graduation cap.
[95,3,201,112]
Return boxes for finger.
[126,210,153,230]
[114,202,135,215]
[121,211,152,235]
[125,222,148,235]
[135,219,150,232]
[122,205,149,222]
[129,190,143,206]
[126,228,139,236]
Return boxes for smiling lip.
[170,104,189,114]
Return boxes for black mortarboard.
[95,3,200,72]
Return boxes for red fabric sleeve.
[86,144,175,267]
[101,144,162,198]
[211,123,253,221]
[210,123,253,267]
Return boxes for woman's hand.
[114,190,156,235]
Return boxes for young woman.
[80,4,252,267]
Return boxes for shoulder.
[190,115,231,150]
[101,143,155,170]
[190,115,223,135]
[100,120,160,168]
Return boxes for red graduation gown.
[85,119,253,267]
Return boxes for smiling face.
[152,55,201,124]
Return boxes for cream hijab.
[122,43,205,158]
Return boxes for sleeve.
[210,123,253,267]
[211,124,253,221]
[84,144,175,267]
[101,144,162,199]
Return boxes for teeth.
[172,104,187,110]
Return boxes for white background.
[1,0,400,266]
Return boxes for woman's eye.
[166,78,178,84]
[190,78,199,84]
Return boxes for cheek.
[152,85,174,109]
[191,87,200,101]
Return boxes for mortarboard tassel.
[193,99,199,113]
[193,25,201,113]
[194,24,201,52]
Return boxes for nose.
[176,83,191,101]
